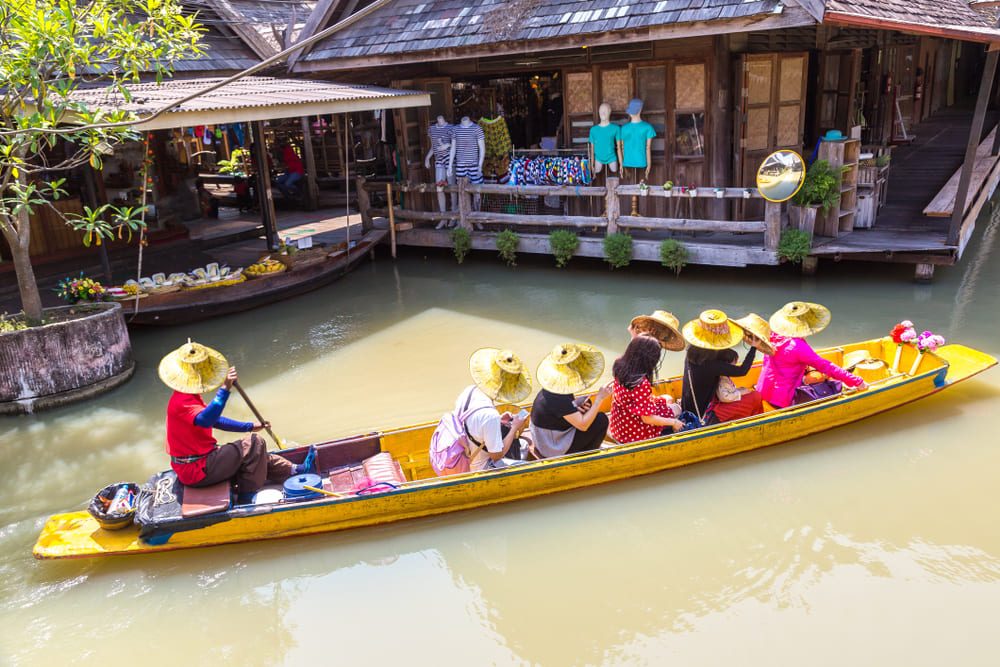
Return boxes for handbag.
[716,377,741,403]
[793,379,843,404]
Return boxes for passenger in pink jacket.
[755,302,866,408]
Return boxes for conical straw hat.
[158,340,229,394]
[535,343,605,394]
[682,309,744,350]
[731,313,775,355]
[629,310,686,351]
[769,301,831,338]
[469,348,532,404]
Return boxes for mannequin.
[618,98,656,181]
[588,102,622,178]
[425,115,455,228]
[449,116,486,214]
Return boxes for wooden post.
[711,35,732,221]
[250,120,279,250]
[606,176,620,235]
[387,182,397,259]
[458,176,472,231]
[948,47,999,245]
[356,176,372,232]
[764,200,781,252]
[914,263,935,283]
[802,256,818,275]
[299,116,319,211]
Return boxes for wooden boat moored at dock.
[116,229,386,325]
[33,338,995,560]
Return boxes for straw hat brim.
[731,314,775,355]
[158,344,229,394]
[469,348,532,404]
[681,319,744,350]
[769,302,831,338]
[629,315,686,351]
[536,344,605,394]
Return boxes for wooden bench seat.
[181,481,232,518]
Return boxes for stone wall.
[0,302,134,414]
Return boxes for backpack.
[429,389,490,476]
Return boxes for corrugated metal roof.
[70,76,429,129]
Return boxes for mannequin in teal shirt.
[588,102,622,179]
[618,98,656,181]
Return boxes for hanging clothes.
[508,156,591,186]
[478,115,512,178]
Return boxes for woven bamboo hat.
[629,310,686,351]
[469,348,532,404]
[536,343,605,395]
[682,309,744,350]
[769,301,831,338]
[732,313,776,355]
[158,340,229,394]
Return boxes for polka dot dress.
[609,378,678,443]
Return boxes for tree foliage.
[0,0,206,319]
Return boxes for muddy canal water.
[3,217,1000,665]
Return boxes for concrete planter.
[0,302,134,415]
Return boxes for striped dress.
[452,122,485,183]
[427,122,453,167]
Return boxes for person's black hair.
[718,348,738,364]
[686,346,719,366]
[613,335,662,389]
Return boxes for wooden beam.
[299,116,319,210]
[948,48,999,244]
[606,177,620,235]
[468,212,607,228]
[957,154,1000,258]
[250,121,279,251]
[823,11,1000,45]
[764,200,781,251]
[618,216,766,233]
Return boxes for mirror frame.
[756,150,805,203]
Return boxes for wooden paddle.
[232,380,286,449]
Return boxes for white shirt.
[455,385,503,471]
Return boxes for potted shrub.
[790,159,846,237]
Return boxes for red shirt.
[282,146,304,175]
[610,377,675,444]
[166,391,217,484]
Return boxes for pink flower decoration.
[900,320,913,328]
[899,328,916,342]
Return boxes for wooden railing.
[357,176,782,253]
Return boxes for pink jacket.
[756,334,863,408]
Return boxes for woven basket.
[182,275,247,290]
[143,284,183,295]
[244,264,286,279]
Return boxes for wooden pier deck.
[811,107,1000,265]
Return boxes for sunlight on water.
[3,204,1000,665]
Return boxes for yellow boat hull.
[33,340,996,560]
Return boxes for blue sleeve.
[194,387,231,428]
[214,416,254,432]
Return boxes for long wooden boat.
[117,229,387,325]
[33,338,995,560]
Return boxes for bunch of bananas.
[122,282,141,295]
[245,257,286,277]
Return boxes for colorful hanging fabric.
[508,156,591,186]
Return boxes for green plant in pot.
[791,159,846,214]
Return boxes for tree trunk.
[3,208,43,320]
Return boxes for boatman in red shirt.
[159,340,315,502]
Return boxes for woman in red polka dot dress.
[609,335,684,443]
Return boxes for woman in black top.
[680,310,766,419]
[530,343,612,458]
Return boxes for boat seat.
[327,465,368,493]
[181,481,232,518]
